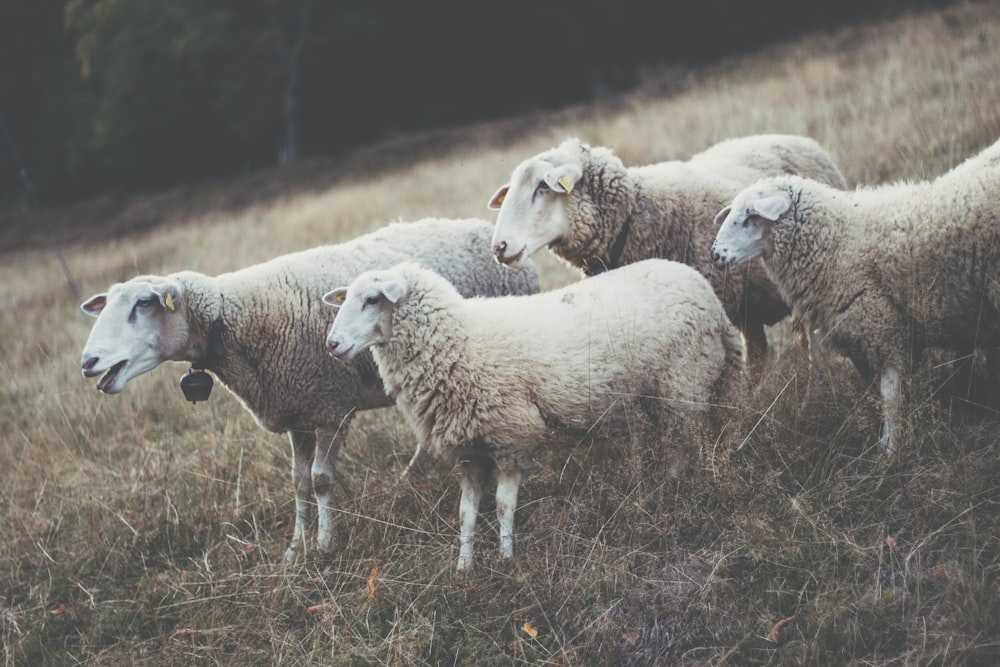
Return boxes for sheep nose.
[81,355,102,377]
[325,339,339,356]
[493,240,508,260]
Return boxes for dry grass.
[3,3,1000,665]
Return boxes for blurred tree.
[266,0,313,164]
[0,0,963,211]
[65,0,250,189]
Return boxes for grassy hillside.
[3,3,1000,664]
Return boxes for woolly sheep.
[710,138,1000,457]
[79,218,540,562]
[487,134,848,374]
[323,259,745,570]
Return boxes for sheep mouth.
[328,344,355,360]
[713,255,740,272]
[94,360,128,393]
[496,247,525,267]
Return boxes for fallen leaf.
[49,604,66,616]
[522,621,539,639]
[456,582,481,594]
[367,567,378,599]
[307,602,331,614]
[173,628,198,640]
[885,535,900,553]
[766,615,795,643]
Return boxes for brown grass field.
[3,3,1000,664]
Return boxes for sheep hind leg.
[457,455,491,572]
[879,365,902,461]
[495,468,524,560]
[285,430,317,564]
[313,425,349,556]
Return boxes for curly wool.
[712,138,1000,456]
[504,135,847,370]
[81,217,540,560]
[372,259,744,469]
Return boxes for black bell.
[180,368,213,403]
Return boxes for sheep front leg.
[457,457,490,572]
[285,430,316,564]
[495,468,523,560]
[879,365,901,459]
[743,319,769,376]
[313,426,347,555]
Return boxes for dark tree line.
[0,0,955,211]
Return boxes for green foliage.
[63,0,269,189]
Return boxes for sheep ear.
[488,185,509,210]
[322,288,348,309]
[81,293,108,317]
[544,163,583,194]
[378,279,407,304]
[714,206,732,226]
[150,281,182,311]
[751,195,791,221]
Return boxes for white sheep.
[487,134,848,375]
[323,259,745,570]
[79,218,540,562]
[710,138,1000,457]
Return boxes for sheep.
[323,258,745,570]
[79,218,541,562]
[710,137,1000,458]
[487,134,848,377]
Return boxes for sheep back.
[373,258,741,468]
[172,218,540,434]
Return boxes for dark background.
[0,0,956,212]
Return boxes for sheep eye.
[536,181,550,192]
[364,294,381,307]
[136,297,155,308]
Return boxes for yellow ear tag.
[335,293,346,304]
[165,293,175,311]
[496,192,505,205]
[557,175,573,194]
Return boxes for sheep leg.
[743,319,769,376]
[804,324,828,407]
[457,457,490,571]
[879,365,902,460]
[313,426,347,555]
[285,430,317,564]
[495,468,523,560]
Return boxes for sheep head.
[323,269,406,361]
[489,139,584,267]
[80,276,188,394]
[710,183,792,271]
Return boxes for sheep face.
[80,278,187,394]
[323,270,406,361]
[710,187,792,271]
[488,147,583,267]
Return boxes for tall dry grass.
[3,3,1000,664]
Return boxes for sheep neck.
[581,210,633,276]
[176,274,230,374]
[193,318,226,371]
[767,191,839,325]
